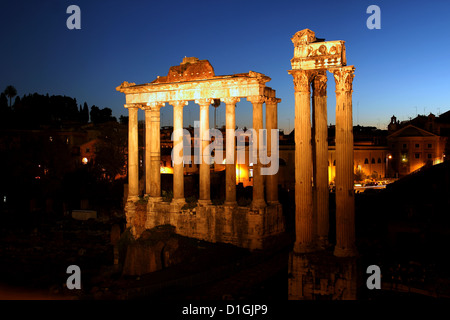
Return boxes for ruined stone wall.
[288,251,359,300]
[126,202,285,250]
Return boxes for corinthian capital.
[221,97,241,105]
[247,95,265,105]
[332,66,355,93]
[312,71,328,97]
[289,69,316,93]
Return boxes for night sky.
[1,0,450,132]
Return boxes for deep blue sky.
[1,0,450,132]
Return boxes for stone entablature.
[117,69,271,106]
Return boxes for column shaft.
[249,96,266,209]
[145,109,152,196]
[149,104,163,201]
[333,66,357,257]
[171,101,186,204]
[197,99,212,205]
[265,99,280,204]
[223,98,239,205]
[127,105,139,200]
[290,70,315,253]
[312,71,329,248]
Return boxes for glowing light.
[388,155,392,159]
[160,166,173,174]
[82,157,88,164]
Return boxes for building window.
[428,154,432,159]
[377,158,382,163]
[249,168,253,178]
[415,143,420,148]
[333,160,336,166]
[86,148,90,153]
[364,158,369,164]
[403,143,407,149]
[371,158,375,164]
[428,143,432,148]
[415,153,420,159]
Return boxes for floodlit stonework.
[117,57,284,250]
[288,29,358,300]
[288,29,356,257]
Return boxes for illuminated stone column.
[170,100,188,205]
[265,97,281,204]
[289,69,316,253]
[248,95,266,209]
[148,102,165,202]
[222,97,240,206]
[332,66,357,257]
[144,107,152,196]
[126,104,139,201]
[196,99,213,205]
[312,71,329,249]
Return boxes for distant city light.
[3,196,6,203]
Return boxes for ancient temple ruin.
[288,29,358,300]
[116,57,284,250]
[117,29,359,299]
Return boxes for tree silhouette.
[82,102,89,123]
[4,85,17,107]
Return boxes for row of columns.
[289,66,357,257]
[125,95,280,209]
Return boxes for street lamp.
[386,154,392,178]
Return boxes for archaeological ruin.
[117,29,359,299]
[116,57,285,250]
[287,29,358,299]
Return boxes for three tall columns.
[290,66,356,257]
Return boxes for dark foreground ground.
[1,163,450,300]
